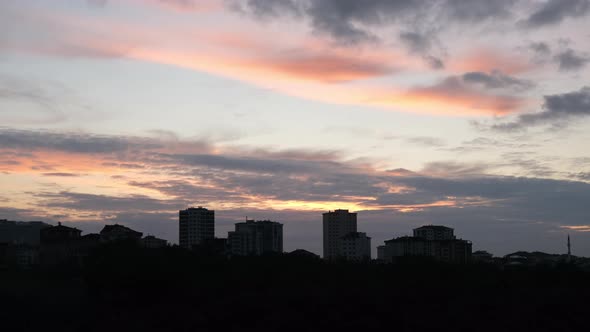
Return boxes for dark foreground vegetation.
[2,244,589,332]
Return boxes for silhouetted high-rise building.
[179,207,214,249]
[227,219,283,256]
[323,209,357,259]
[338,232,371,261]
[413,225,455,240]
[0,219,51,245]
[378,225,471,264]
[378,236,428,262]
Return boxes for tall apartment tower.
[323,209,357,259]
[179,207,214,249]
[227,219,283,256]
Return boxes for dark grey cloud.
[37,191,187,212]
[529,42,551,56]
[170,153,344,174]
[423,55,445,69]
[229,0,519,45]
[489,86,590,131]
[446,137,541,154]
[230,0,304,17]
[526,41,553,64]
[408,73,529,113]
[395,175,590,203]
[399,31,433,53]
[101,162,145,169]
[0,128,163,154]
[0,76,68,124]
[498,152,557,178]
[399,31,445,69]
[524,41,589,71]
[293,0,420,44]
[554,48,590,71]
[42,172,84,177]
[571,172,590,181]
[128,180,248,202]
[419,161,490,177]
[443,0,515,22]
[525,0,590,27]
[462,71,535,92]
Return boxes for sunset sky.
[2,0,590,256]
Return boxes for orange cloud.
[401,87,527,116]
[5,8,532,117]
[561,225,590,232]
[138,0,223,12]
[257,53,395,83]
[450,48,534,75]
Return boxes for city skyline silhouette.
[2,1,590,258]
[3,1,590,330]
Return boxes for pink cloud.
[449,48,534,75]
[1,4,533,117]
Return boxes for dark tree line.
[1,243,589,332]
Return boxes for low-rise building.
[430,239,472,264]
[378,225,472,264]
[193,238,227,256]
[40,222,82,266]
[141,235,168,249]
[0,242,8,269]
[100,224,143,243]
[472,250,494,263]
[287,249,320,260]
[6,244,39,268]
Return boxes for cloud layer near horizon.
[1,128,590,255]
[1,1,590,256]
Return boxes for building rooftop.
[323,209,357,215]
[42,222,81,233]
[240,219,282,225]
[340,232,370,240]
[384,236,427,243]
[181,206,212,211]
[81,233,100,240]
[414,225,454,231]
[100,224,142,235]
[288,249,320,258]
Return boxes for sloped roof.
[100,224,142,235]
[414,225,454,231]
